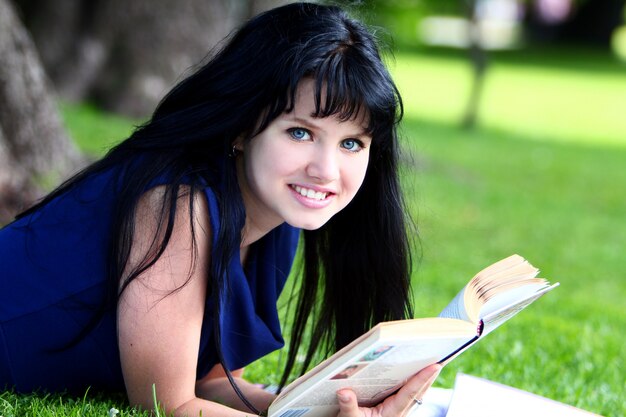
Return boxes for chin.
[286,216,332,231]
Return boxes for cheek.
[246,141,299,188]
[344,156,370,196]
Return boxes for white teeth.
[293,185,328,201]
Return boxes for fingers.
[336,389,361,417]
[391,363,442,417]
[334,364,442,417]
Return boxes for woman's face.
[236,79,372,233]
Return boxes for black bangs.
[312,52,364,123]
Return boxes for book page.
[480,283,559,335]
[438,255,542,323]
[445,373,603,417]
[438,287,470,321]
[479,283,550,317]
[463,255,541,320]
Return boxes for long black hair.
[17,2,414,412]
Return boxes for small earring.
[229,145,239,158]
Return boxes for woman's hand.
[335,364,442,417]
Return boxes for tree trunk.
[15,0,109,101]
[15,0,291,118]
[89,0,248,117]
[0,0,85,223]
[461,0,488,130]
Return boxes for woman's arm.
[195,365,276,412]
[117,186,254,416]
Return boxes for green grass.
[4,47,624,416]
[59,102,143,156]
[0,390,130,417]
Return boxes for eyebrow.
[288,115,371,139]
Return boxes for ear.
[232,136,245,152]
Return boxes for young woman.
[0,3,440,416]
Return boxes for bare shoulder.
[122,184,212,295]
[134,184,211,233]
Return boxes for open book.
[268,255,559,417]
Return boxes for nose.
[306,143,339,183]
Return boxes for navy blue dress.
[0,166,300,394]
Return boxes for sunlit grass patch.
[392,48,626,148]
[60,102,140,156]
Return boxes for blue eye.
[341,139,364,152]
[288,128,311,141]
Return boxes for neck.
[240,219,270,248]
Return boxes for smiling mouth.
[290,185,331,201]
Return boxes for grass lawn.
[2,47,624,416]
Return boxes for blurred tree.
[461,0,489,130]
[0,0,85,223]
[15,0,290,117]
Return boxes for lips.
[290,185,332,201]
